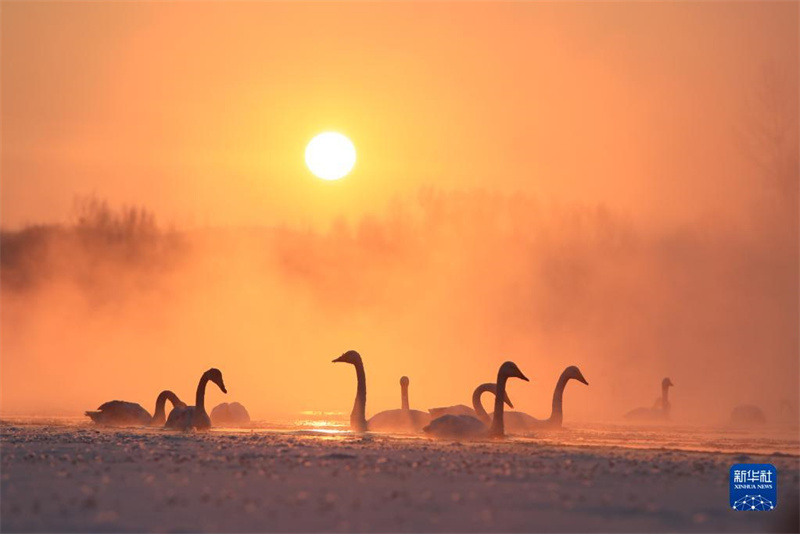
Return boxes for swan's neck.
[401,383,409,411]
[351,361,367,431]
[662,384,670,411]
[549,372,571,426]
[472,385,491,424]
[488,376,509,437]
[196,375,210,415]
[153,391,177,421]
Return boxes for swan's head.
[333,350,362,365]
[205,368,227,394]
[566,366,589,385]
[400,376,409,387]
[480,383,515,408]
[499,361,529,382]
[170,392,188,409]
[472,382,514,408]
[663,377,674,388]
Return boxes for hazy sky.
[2,1,796,229]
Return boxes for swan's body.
[422,414,487,437]
[86,401,151,426]
[210,402,251,426]
[504,366,589,432]
[730,405,766,425]
[429,404,475,418]
[424,361,529,439]
[624,377,674,421]
[368,376,430,433]
[86,390,186,427]
[166,369,227,431]
[428,383,513,424]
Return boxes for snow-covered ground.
[1,419,798,532]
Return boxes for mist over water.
[2,177,797,429]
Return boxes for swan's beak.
[214,377,227,394]
[332,355,344,363]
[518,371,529,382]
[504,396,514,409]
[577,374,589,386]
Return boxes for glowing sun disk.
[305,132,356,181]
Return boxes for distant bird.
[166,368,227,430]
[86,390,186,427]
[423,361,529,439]
[332,350,371,432]
[730,405,767,425]
[368,376,431,433]
[504,366,589,432]
[210,402,251,426]
[428,383,514,424]
[624,377,673,421]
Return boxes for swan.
[624,377,673,421]
[85,390,186,426]
[428,383,514,424]
[210,402,251,426]
[331,352,509,435]
[332,350,370,432]
[165,368,227,430]
[367,376,431,433]
[504,366,589,432]
[423,361,529,439]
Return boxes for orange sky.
[2,1,796,229]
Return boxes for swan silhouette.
[85,390,186,426]
[333,350,373,431]
[368,376,431,433]
[424,361,529,439]
[210,402,251,426]
[624,377,673,421]
[504,366,589,432]
[166,368,227,430]
[428,383,514,424]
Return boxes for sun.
[305,132,356,181]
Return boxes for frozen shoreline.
[2,422,798,533]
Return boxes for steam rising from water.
[1,182,797,427]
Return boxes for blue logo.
[730,464,777,511]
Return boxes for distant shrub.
[73,196,159,245]
[0,197,184,297]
